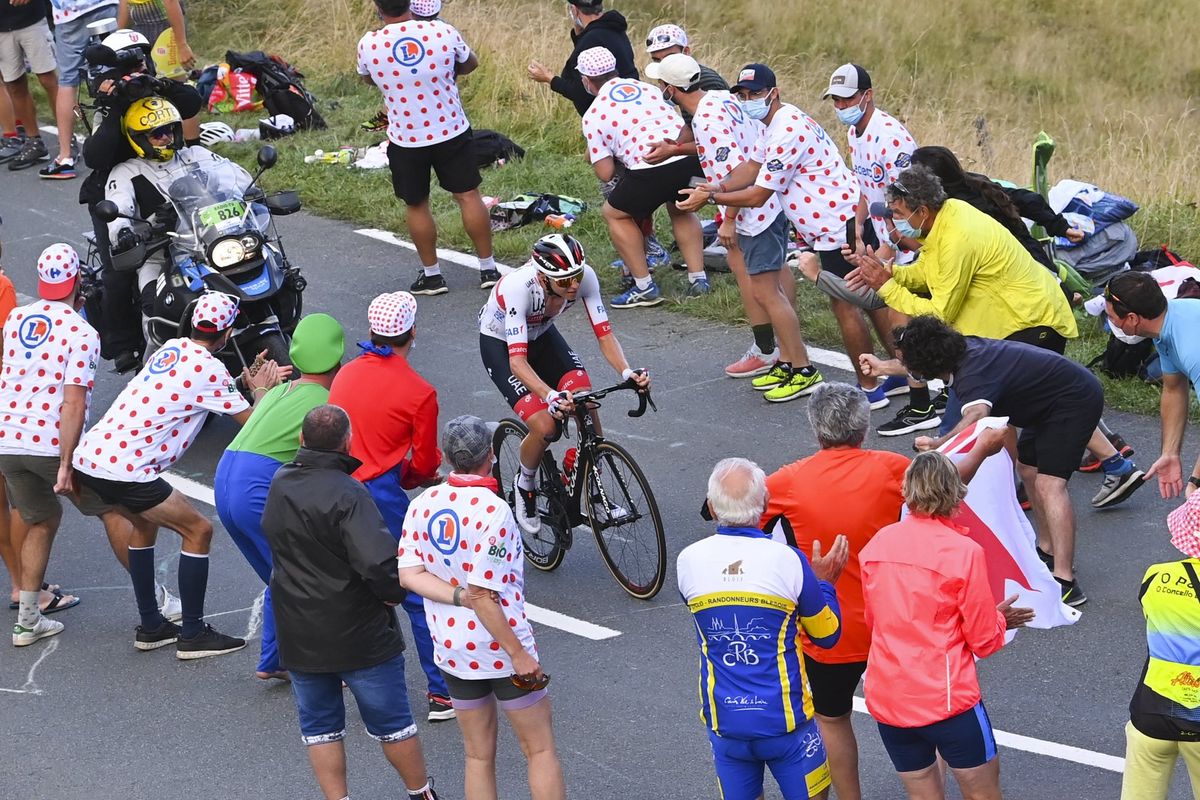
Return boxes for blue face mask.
[894,210,924,239]
[835,95,867,126]
[740,90,773,121]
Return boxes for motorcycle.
[89,146,306,376]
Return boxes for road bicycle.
[492,379,666,599]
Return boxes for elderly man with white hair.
[677,457,848,800]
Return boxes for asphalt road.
[1,157,1195,800]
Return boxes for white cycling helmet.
[531,233,586,278]
[198,121,236,146]
[100,28,151,61]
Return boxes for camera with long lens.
[82,18,166,107]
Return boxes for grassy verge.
[181,0,1200,417]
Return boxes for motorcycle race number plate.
[197,200,247,230]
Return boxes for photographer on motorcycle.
[79,28,203,374]
[104,97,251,341]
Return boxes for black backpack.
[472,129,524,168]
[1088,335,1156,380]
[224,50,327,131]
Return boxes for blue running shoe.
[611,282,664,308]
[880,375,910,396]
[863,384,890,410]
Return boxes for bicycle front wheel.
[492,418,566,572]
[583,441,666,599]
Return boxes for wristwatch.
[1188,476,1200,489]
[706,191,718,206]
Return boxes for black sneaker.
[8,137,48,170]
[135,619,181,651]
[1035,546,1054,571]
[1056,576,1087,607]
[933,388,949,413]
[877,404,941,437]
[38,158,76,180]
[479,268,501,289]
[113,350,143,375]
[427,693,456,722]
[1091,468,1146,508]
[0,135,25,164]
[410,272,449,295]
[176,623,247,660]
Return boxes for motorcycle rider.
[104,97,251,340]
[80,28,203,374]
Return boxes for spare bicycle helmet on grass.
[198,121,235,146]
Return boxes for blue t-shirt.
[1155,299,1200,391]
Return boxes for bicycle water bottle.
[562,447,578,489]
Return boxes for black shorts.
[1005,325,1068,355]
[1015,389,1103,479]
[877,701,998,772]
[607,156,703,219]
[76,471,173,514]
[803,656,867,718]
[387,130,482,205]
[817,223,879,279]
[480,328,591,422]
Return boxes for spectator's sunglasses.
[1104,281,1133,315]
[510,672,551,691]
[890,179,911,197]
[646,33,676,47]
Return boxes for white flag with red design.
[938,417,1082,636]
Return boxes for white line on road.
[0,638,60,695]
[164,472,623,641]
[850,697,1124,773]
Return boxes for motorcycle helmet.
[531,233,586,278]
[198,121,236,146]
[123,97,183,161]
[100,28,153,74]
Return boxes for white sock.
[17,590,40,628]
[478,255,496,271]
[688,270,708,284]
[407,783,432,799]
[422,263,442,277]
[634,275,653,291]
[517,464,536,491]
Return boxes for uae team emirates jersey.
[690,91,781,236]
[478,264,610,356]
[75,338,248,482]
[0,301,100,457]
[357,19,472,148]
[398,474,538,680]
[755,104,858,251]
[581,78,686,170]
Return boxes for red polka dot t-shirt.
[356,20,472,148]
[398,474,538,680]
[0,301,99,458]
[74,338,249,483]
[849,108,917,252]
[754,103,858,252]
[581,79,686,170]
[690,91,781,236]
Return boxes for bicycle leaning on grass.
[492,377,667,600]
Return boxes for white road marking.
[164,472,624,641]
[850,697,1124,773]
[0,638,60,695]
[243,590,266,641]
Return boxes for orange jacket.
[859,513,1008,727]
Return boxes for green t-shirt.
[227,382,328,463]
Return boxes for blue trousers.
[366,466,448,697]
[214,450,281,674]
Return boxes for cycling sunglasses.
[551,273,583,288]
[510,672,552,691]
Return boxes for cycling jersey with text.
[478,264,611,357]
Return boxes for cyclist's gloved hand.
[545,389,573,418]
[622,367,651,391]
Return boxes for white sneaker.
[13,615,64,647]
[157,584,183,623]
[515,486,541,535]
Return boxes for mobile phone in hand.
[845,218,857,253]
[688,176,707,189]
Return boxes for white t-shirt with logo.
[51,0,117,26]
[755,103,858,252]
[398,475,538,680]
[0,301,100,458]
[74,338,248,483]
[848,109,917,250]
[690,91,781,237]
[356,20,472,148]
[581,78,685,170]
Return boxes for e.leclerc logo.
[393,38,425,69]
[17,315,52,350]
[428,509,462,556]
[609,83,643,103]
[147,346,181,375]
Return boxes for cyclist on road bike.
[479,233,650,534]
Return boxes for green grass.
[182,0,1200,417]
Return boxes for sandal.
[8,582,66,610]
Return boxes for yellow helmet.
[123,97,183,162]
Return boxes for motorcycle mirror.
[93,200,122,223]
[256,146,278,170]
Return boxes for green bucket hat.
[289,313,345,374]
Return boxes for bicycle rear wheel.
[492,418,567,572]
[583,441,666,599]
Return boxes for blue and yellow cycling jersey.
[676,526,842,740]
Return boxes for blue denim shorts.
[736,212,790,275]
[289,652,416,745]
[54,5,117,87]
[708,720,832,800]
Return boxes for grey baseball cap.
[442,415,497,472]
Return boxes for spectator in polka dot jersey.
[0,244,136,647]
[74,291,285,660]
[264,404,445,800]
[358,0,499,296]
[399,414,565,800]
